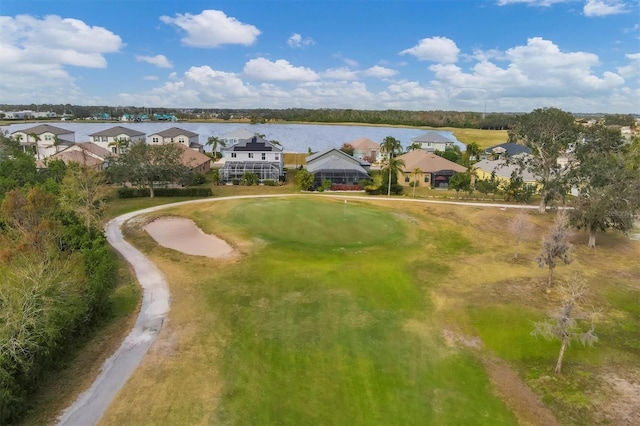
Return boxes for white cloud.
[243,58,319,81]
[425,37,626,112]
[287,33,315,48]
[400,37,460,63]
[0,14,123,104]
[583,0,628,17]
[362,65,398,78]
[119,65,258,107]
[617,52,640,78]
[323,67,359,80]
[160,10,260,48]
[136,54,173,68]
[143,75,159,81]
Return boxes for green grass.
[96,196,639,426]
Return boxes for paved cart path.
[57,194,547,425]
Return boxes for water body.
[1,122,467,153]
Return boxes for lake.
[1,121,466,153]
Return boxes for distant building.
[89,126,146,154]
[147,127,203,152]
[481,142,531,160]
[220,136,284,183]
[11,124,76,160]
[411,131,455,152]
[221,128,256,146]
[37,142,112,170]
[346,137,381,163]
[396,149,466,188]
[305,148,371,189]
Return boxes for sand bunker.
[144,217,234,258]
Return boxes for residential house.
[147,127,204,152]
[396,149,466,189]
[221,128,256,146]
[36,142,112,170]
[220,136,283,183]
[11,124,76,160]
[347,137,381,163]
[474,155,539,187]
[411,131,455,153]
[481,142,531,160]
[173,143,212,174]
[89,126,146,154]
[306,148,371,189]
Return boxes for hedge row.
[116,187,213,198]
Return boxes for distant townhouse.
[411,131,455,153]
[147,127,204,152]
[11,124,76,160]
[220,136,284,184]
[89,126,146,154]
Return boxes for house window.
[112,147,117,154]
[249,153,254,158]
[170,138,174,143]
[102,136,108,142]
[94,136,100,142]
[152,137,159,143]
[261,153,266,160]
[404,174,410,183]
[275,154,279,160]
[44,134,52,141]
[231,152,237,158]
[424,175,429,183]
[179,138,185,144]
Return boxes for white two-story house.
[89,126,146,154]
[411,131,455,153]
[147,127,203,152]
[220,136,284,184]
[11,124,76,160]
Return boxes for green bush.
[116,187,213,198]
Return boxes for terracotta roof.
[397,149,466,173]
[174,143,212,169]
[37,142,111,168]
[12,124,73,135]
[346,137,380,150]
[89,126,145,137]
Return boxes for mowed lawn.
[101,196,640,425]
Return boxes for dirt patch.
[144,216,235,258]
[483,356,562,426]
[442,329,483,350]
[592,371,640,426]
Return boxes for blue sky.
[1,0,638,113]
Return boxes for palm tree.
[407,142,422,152]
[381,136,402,159]
[206,136,226,159]
[383,156,406,196]
[412,167,421,197]
[53,135,62,153]
[108,137,129,154]
[380,136,403,196]
[28,132,41,159]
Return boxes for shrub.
[241,172,259,186]
[117,187,213,198]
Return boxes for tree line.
[0,133,117,422]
